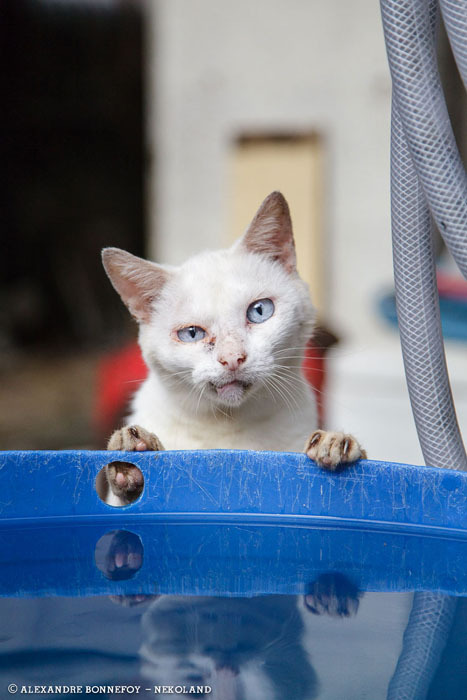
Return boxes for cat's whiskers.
[274,344,309,352]
[262,633,298,655]
[213,403,232,420]
[275,345,366,359]
[273,368,333,407]
[273,375,310,394]
[257,377,279,407]
[275,354,326,362]
[273,362,307,377]
[122,377,148,385]
[274,355,344,374]
[204,392,233,420]
[160,369,193,384]
[269,370,306,411]
[168,369,194,378]
[171,375,207,414]
[157,368,194,392]
[160,376,194,395]
[195,384,207,415]
[273,347,307,358]
[162,374,191,387]
[260,376,286,409]
[271,375,301,411]
[271,363,305,375]
[263,375,299,416]
[274,361,329,374]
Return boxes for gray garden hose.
[390,104,466,471]
[382,0,467,280]
[382,0,467,472]
[387,593,457,700]
[380,0,466,697]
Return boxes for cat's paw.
[106,425,164,504]
[305,429,366,471]
[107,424,164,452]
[105,461,145,504]
[304,573,361,618]
[96,530,144,580]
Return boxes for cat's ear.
[102,248,171,324]
[240,191,297,273]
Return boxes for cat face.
[103,192,315,410]
[139,248,313,409]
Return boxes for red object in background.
[96,340,328,443]
[96,344,148,441]
[436,270,467,300]
[303,341,327,428]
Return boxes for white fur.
[139,595,296,699]
[128,244,317,452]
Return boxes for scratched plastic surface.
[0,451,466,697]
[0,450,466,529]
[0,450,466,597]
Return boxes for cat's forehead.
[168,249,285,310]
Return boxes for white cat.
[101,192,365,505]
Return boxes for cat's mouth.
[210,379,252,404]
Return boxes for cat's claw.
[304,573,361,618]
[107,424,164,452]
[305,429,366,471]
[106,425,164,504]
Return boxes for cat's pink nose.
[218,352,247,371]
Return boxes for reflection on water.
[1,522,466,699]
[140,594,318,699]
[0,590,465,699]
[94,530,144,581]
[388,593,458,700]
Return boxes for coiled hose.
[380,0,466,696]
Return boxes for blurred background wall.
[1,0,466,464]
[147,0,393,336]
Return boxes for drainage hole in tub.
[95,462,144,507]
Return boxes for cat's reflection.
[98,531,360,699]
[136,584,359,700]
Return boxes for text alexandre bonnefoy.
[9,686,212,695]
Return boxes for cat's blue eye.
[177,326,207,342]
[246,298,275,324]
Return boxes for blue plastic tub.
[0,451,466,697]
